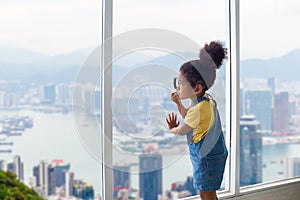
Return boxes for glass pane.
[240,0,300,187]
[112,1,228,199]
[0,1,102,199]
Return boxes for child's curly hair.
[180,40,228,92]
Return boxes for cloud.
[0,0,101,55]
[0,0,299,59]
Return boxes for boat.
[0,142,13,146]
[0,149,12,153]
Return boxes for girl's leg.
[199,191,218,200]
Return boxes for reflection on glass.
[112,1,227,199]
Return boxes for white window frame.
[101,0,113,200]
[100,0,300,199]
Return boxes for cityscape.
[0,49,300,199]
[0,157,98,200]
[1,0,299,199]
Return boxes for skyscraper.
[7,163,14,173]
[13,155,24,181]
[65,171,74,197]
[38,161,56,197]
[273,92,290,133]
[185,176,197,196]
[43,84,56,104]
[293,157,300,177]
[245,90,272,131]
[0,160,7,172]
[33,165,40,186]
[240,87,245,116]
[51,159,70,187]
[240,114,262,186]
[39,161,49,197]
[139,148,162,200]
[267,77,276,95]
[113,164,131,198]
[57,83,71,105]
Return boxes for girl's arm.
[171,92,189,118]
[166,113,193,135]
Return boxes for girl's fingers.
[172,112,176,119]
[166,113,179,129]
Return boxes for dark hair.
[179,40,227,91]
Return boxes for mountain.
[0,47,49,64]
[0,47,94,83]
[0,46,299,84]
[240,49,300,81]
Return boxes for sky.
[0,0,300,59]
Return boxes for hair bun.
[199,40,228,69]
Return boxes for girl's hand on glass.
[171,92,180,105]
[166,112,180,130]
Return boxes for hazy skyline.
[0,0,299,59]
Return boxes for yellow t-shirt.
[184,94,215,143]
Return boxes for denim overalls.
[187,95,228,191]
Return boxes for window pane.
[240,0,300,187]
[0,1,102,199]
[112,1,228,199]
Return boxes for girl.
[166,41,228,200]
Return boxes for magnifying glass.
[173,77,177,90]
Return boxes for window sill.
[180,177,300,200]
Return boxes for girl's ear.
[194,83,203,95]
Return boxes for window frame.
[101,0,113,199]
[100,0,300,199]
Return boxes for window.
[112,0,229,199]
[0,1,103,199]
[240,0,300,187]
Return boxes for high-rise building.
[48,167,56,196]
[267,77,276,95]
[94,88,101,113]
[73,179,94,200]
[38,161,56,197]
[65,171,75,197]
[0,91,19,108]
[43,84,56,104]
[39,161,48,197]
[240,87,245,116]
[184,176,197,196]
[273,92,290,133]
[13,155,24,181]
[139,149,162,200]
[0,160,7,171]
[113,164,131,198]
[245,90,272,131]
[7,163,14,173]
[240,114,262,186]
[51,159,70,187]
[4,156,24,181]
[293,158,300,177]
[57,83,71,105]
[84,87,93,113]
[33,165,40,186]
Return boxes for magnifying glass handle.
[173,77,177,90]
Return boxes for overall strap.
[191,95,211,108]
